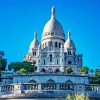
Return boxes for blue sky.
[0,0,100,69]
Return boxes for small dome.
[64,32,76,52]
[29,32,40,49]
[43,6,64,35]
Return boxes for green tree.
[79,66,89,74]
[66,94,89,100]
[0,51,7,71]
[8,61,37,73]
[8,62,22,71]
[0,51,4,58]
[95,69,100,77]
[90,69,100,84]
[90,69,94,74]
[66,67,73,74]
[19,68,27,73]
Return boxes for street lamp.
[5,70,7,84]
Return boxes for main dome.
[41,6,65,48]
[43,17,64,34]
[42,6,64,35]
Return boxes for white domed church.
[1,6,100,99]
[24,6,82,74]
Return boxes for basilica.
[0,6,100,99]
[24,6,82,74]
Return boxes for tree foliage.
[94,69,100,77]
[79,66,89,74]
[66,94,89,100]
[19,68,27,73]
[0,51,4,58]
[66,67,73,74]
[0,51,7,71]
[90,69,100,84]
[8,61,37,73]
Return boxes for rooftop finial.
[68,31,71,39]
[51,5,55,18]
[34,32,37,40]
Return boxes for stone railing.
[0,83,100,97]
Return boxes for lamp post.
[5,69,7,84]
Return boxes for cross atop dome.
[34,32,37,40]
[68,31,71,40]
[51,6,56,18]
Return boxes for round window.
[68,61,72,64]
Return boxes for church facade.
[24,6,82,74]
[11,6,89,88]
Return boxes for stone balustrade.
[0,83,100,96]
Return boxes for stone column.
[0,86,1,92]
[38,84,41,90]
[56,84,60,90]
[98,85,100,94]
[14,83,23,94]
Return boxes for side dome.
[64,32,76,52]
[29,32,40,50]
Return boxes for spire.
[51,5,55,18]
[34,32,37,40]
[68,31,71,40]
[38,44,41,50]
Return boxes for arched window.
[44,59,45,65]
[35,52,36,55]
[59,42,61,48]
[51,32,54,35]
[33,52,36,56]
[57,59,58,64]
[68,51,71,55]
[43,43,44,48]
[55,42,57,47]
[50,54,52,62]
[45,42,46,47]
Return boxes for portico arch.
[28,80,37,83]
[26,80,38,90]
[65,80,73,84]
[65,80,74,90]
[47,79,55,83]
[41,79,56,90]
